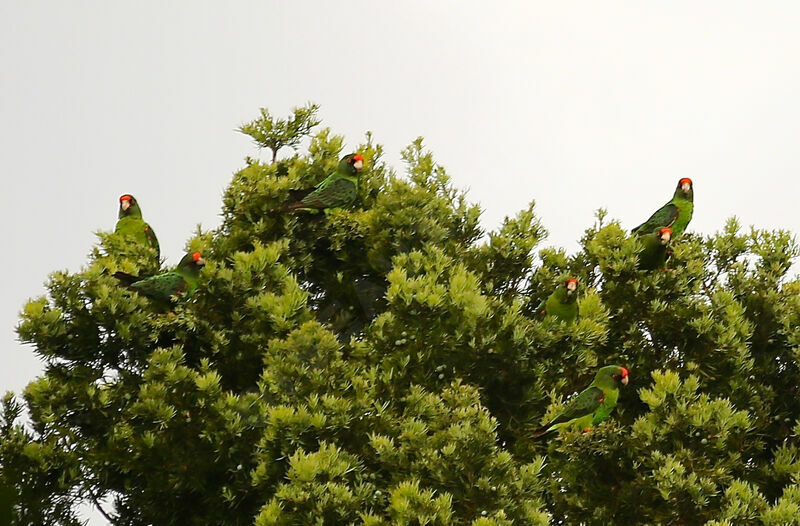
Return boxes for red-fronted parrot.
[533,365,629,439]
[536,278,579,324]
[282,153,363,213]
[114,251,205,304]
[115,194,159,258]
[631,178,693,237]
[637,227,673,271]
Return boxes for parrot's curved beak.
[662,233,671,244]
[121,200,130,211]
[681,181,691,192]
[621,375,629,385]
[196,257,206,266]
[353,159,363,170]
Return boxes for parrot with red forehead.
[637,227,673,271]
[532,365,629,439]
[282,153,364,213]
[113,251,205,304]
[536,278,580,324]
[114,194,160,258]
[631,178,694,238]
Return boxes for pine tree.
[4,107,800,524]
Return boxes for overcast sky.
[3,2,800,523]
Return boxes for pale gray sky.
[2,2,800,523]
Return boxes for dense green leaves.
[4,107,800,524]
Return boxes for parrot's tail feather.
[288,188,314,201]
[113,271,140,286]
[281,202,323,214]
[281,201,306,213]
[280,188,316,213]
[531,426,557,441]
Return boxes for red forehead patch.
[192,252,202,262]
[679,178,692,186]
[353,154,364,162]
[119,194,132,202]
[660,228,673,235]
[566,278,578,285]
[620,367,629,378]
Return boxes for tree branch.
[88,489,115,524]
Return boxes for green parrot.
[536,278,579,324]
[637,227,673,271]
[115,194,160,257]
[114,251,205,303]
[282,153,364,213]
[631,178,693,237]
[533,365,629,439]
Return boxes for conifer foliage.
[3,106,800,524]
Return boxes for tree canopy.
[2,107,800,525]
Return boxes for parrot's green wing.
[130,272,187,303]
[299,176,357,210]
[631,203,679,235]
[545,386,605,427]
[143,222,159,254]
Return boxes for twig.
[88,489,115,524]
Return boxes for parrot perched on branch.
[282,153,364,213]
[631,178,693,238]
[114,194,160,258]
[637,227,673,271]
[536,278,579,324]
[533,365,629,439]
[114,251,205,304]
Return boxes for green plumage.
[533,365,629,439]
[114,252,205,304]
[631,178,694,238]
[115,195,160,258]
[283,153,363,213]
[537,279,579,324]
[637,228,673,271]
